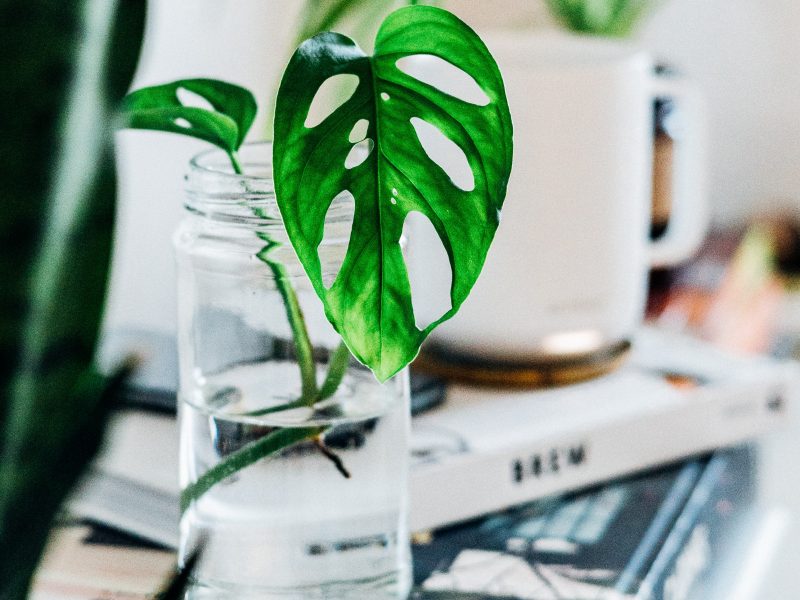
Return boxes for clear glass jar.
[174,143,411,599]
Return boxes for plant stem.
[256,234,319,402]
[180,426,324,512]
[241,397,308,417]
[228,150,244,175]
[318,341,350,402]
[294,0,360,49]
[179,154,355,515]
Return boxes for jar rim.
[189,141,273,186]
[184,141,353,227]
[185,142,277,220]
[188,141,276,190]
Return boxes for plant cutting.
[121,4,512,598]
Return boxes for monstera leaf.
[121,79,256,169]
[273,5,513,381]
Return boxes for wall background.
[105,0,800,336]
[451,0,800,225]
[106,0,304,335]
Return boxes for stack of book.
[408,327,793,533]
[411,446,764,600]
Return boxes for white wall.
[637,0,800,225]
[450,0,800,225]
[105,1,304,336]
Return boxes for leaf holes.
[396,55,490,106]
[304,74,360,129]
[320,190,355,289]
[174,118,192,129]
[349,119,369,143]
[410,117,475,191]
[344,138,374,170]
[402,211,452,331]
[176,87,215,111]
[381,92,390,101]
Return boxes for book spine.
[409,373,790,532]
[632,446,756,600]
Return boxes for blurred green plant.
[295,0,378,46]
[260,0,434,137]
[294,0,432,48]
[545,0,659,37]
[0,1,159,597]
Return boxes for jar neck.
[185,143,281,228]
[184,143,354,279]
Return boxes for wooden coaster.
[413,339,632,389]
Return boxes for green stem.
[256,235,319,402]
[228,150,244,175]
[240,341,350,415]
[180,426,324,512]
[318,341,351,402]
[241,397,308,417]
[179,151,355,515]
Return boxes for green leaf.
[273,5,513,381]
[120,78,257,155]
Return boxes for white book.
[410,328,796,531]
[70,328,797,548]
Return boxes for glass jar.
[174,143,411,599]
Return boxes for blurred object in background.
[33,526,173,600]
[651,63,677,239]
[409,30,706,382]
[544,0,661,37]
[448,0,800,229]
[413,446,760,600]
[0,0,145,597]
[636,0,800,228]
[761,214,800,361]
[650,223,784,355]
[769,213,800,279]
[444,0,558,30]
